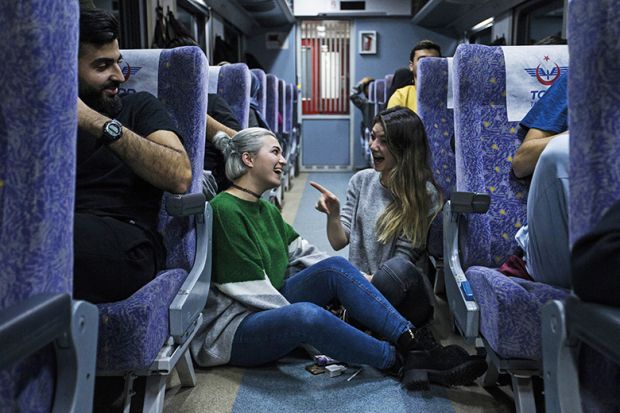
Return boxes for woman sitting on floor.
[190,127,486,390]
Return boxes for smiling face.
[78,40,125,116]
[370,121,396,175]
[248,135,287,189]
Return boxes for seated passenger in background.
[349,75,374,138]
[248,71,271,130]
[191,127,487,390]
[387,40,441,113]
[74,9,191,304]
[312,107,441,328]
[512,72,570,288]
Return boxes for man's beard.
[79,81,123,117]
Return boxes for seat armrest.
[0,294,71,369]
[443,200,480,338]
[169,203,213,344]
[450,191,491,214]
[166,193,207,217]
[566,296,620,366]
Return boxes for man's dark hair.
[409,40,441,61]
[79,9,119,52]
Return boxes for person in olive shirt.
[190,127,487,390]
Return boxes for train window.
[514,0,564,45]
[177,0,208,51]
[94,0,148,48]
[300,20,350,115]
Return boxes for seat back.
[0,0,79,409]
[453,44,568,268]
[385,74,394,93]
[97,47,208,371]
[208,63,251,129]
[374,78,386,114]
[251,68,267,117]
[122,47,208,271]
[568,1,620,410]
[266,74,279,132]
[278,79,288,133]
[285,84,294,133]
[417,57,456,198]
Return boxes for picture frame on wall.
[359,30,377,54]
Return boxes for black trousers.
[73,213,166,304]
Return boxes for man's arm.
[78,98,192,194]
[512,128,558,178]
[206,115,237,143]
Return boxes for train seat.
[264,74,283,206]
[266,74,279,133]
[417,57,456,198]
[99,46,212,412]
[279,79,289,135]
[542,0,620,411]
[251,68,268,121]
[374,78,386,115]
[385,73,394,94]
[285,83,298,179]
[208,63,252,129]
[445,43,569,411]
[0,1,98,411]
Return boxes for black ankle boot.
[396,325,439,353]
[400,345,488,390]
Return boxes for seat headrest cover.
[500,45,569,121]
[208,66,221,93]
[120,49,163,97]
[446,57,454,109]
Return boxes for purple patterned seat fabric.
[96,47,208,371]
[568,0,620,410]
[214,63,251,129]
[251,68,267,117]
[266,74,279,133]
[285,84,294,132]
[454,44,567,360]
[0,1,79,410]
[417,57,455,197]
[278,79,288,133]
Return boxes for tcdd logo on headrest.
[121,64,142,81]
[524,56,568,86]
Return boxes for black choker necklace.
[231,184,262,199]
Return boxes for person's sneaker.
[401,345,488,390]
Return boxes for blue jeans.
[229,256,412,369]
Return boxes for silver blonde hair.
[212,127,277,181]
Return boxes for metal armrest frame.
[166,193,213,344]
[543,296,620,413]
[443,192,490,338]
[0,294,98,413]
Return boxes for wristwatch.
[100,119,124,145]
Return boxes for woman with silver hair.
[190,127,486,390]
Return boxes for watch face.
[106,120,122,137]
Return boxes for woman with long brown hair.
[312,106,443,335]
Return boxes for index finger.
[309,181,331,195]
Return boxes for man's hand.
[310,181,341,218]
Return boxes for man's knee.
[537,134,569,178]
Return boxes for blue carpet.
[293,172,355,258]
[232,357,455,413]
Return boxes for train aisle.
[163,172,514,413]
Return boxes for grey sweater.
[340,169,440,275]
